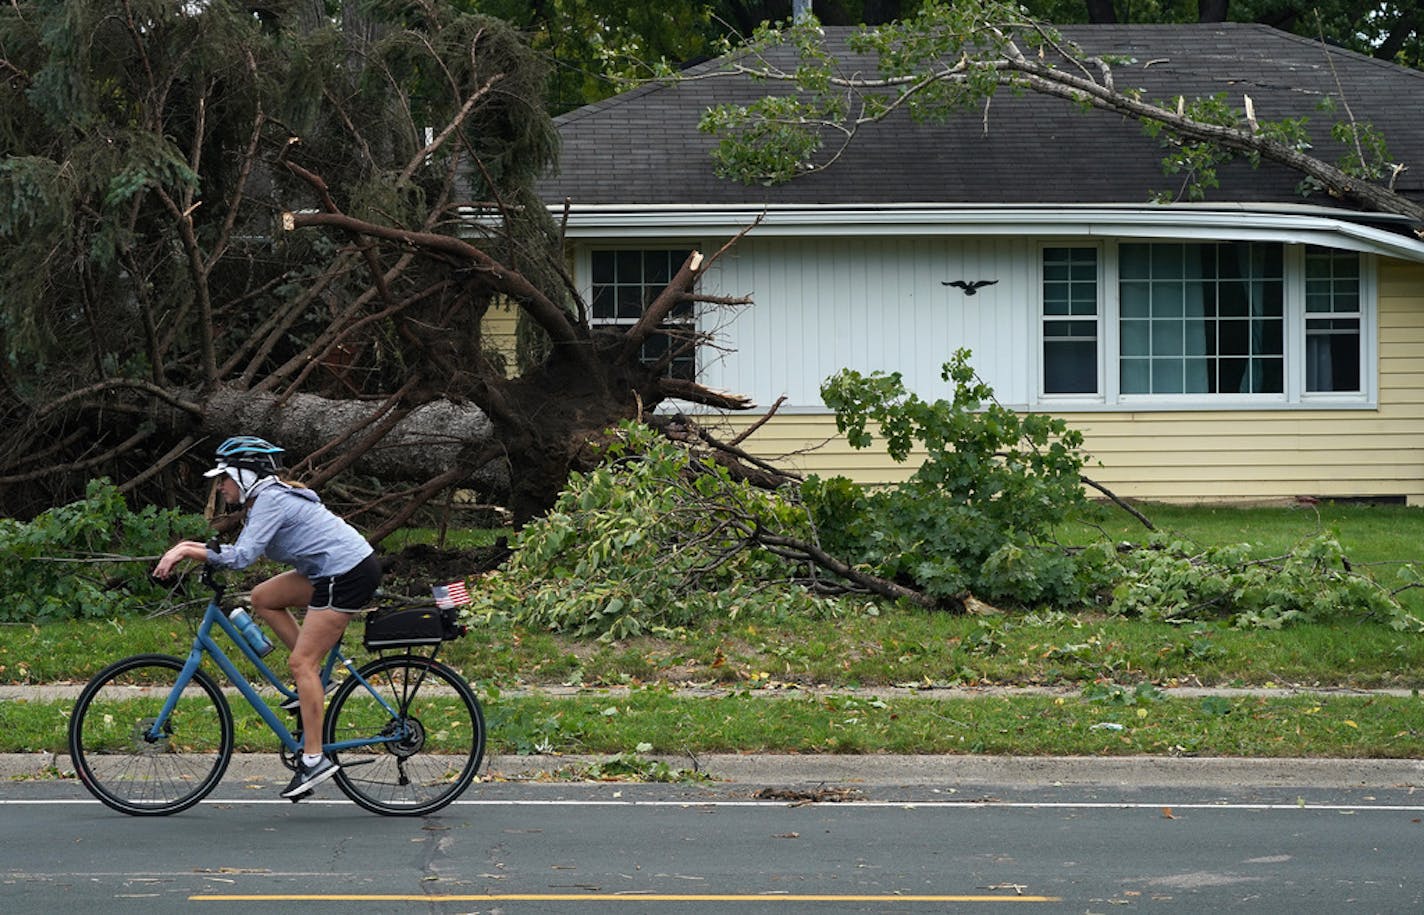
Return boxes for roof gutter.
[547,203,1424,263]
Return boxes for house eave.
[546,202,1424,263]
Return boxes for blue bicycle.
[67,565,484,816]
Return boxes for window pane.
[1151,359,1184,394]
[1258,358,1283,393]
[1151,245,1182,276]
[1116,241,1285,397]
[1219,357,1248,393]
[1044,281,1070,315]
[615,250,641,283]
[1259,319,1283,356]
[1256,280,1283,317]
[1121,282,1150,318]
[590,249,697,379]
[1259,244,1283,276]
[616,285,643,319]
[1044,340,1097,393]
[1152,320,1183,356]
[1121,319,1150,356]
[1183,323,1209,356]
[646,252,673,284]
[1219,320,1250,356]
[1042,247,1098,395]
[1218,281,1249,317]
[1185,358,1211,391]
[1185,281,1214,317]
[1188,244,1217,278]
[1120,244,1151,279]
[591,251,615,284]
[1152,283,1184,318]
[1121,358,1149,393]
[1305,248,1361,319]
[591,286,614,319]
[1306,318,1361,392]
[1215,244,1249,279]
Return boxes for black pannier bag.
[363,605,467,650]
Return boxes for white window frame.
[1036,241,1376,411]
[1293,245,1374,404]
[1036,242,1106,404]
[582,245,701,381]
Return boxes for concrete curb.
[6,752,1421,790]
[9,683,1420,790]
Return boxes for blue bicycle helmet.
[204,436,285,501]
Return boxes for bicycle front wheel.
[68,654,234,816]
[325,655,484,816]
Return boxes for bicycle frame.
[147,570,403,756]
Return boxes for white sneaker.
[281,756,340,799]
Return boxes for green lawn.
[4,502,1422,761]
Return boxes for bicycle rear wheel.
[68,653,234,816]
[324,655,484,816]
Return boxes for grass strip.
[5,613,1423,691]
[8,690,1421,760]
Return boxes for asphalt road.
[4,755,1423,913]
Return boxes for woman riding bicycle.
[154,435,381,799]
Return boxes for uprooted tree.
[0,0,765,531]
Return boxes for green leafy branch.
[807,349,1103,608]
[692,2,1424,224]
[0,479,207,622]
[1109,530,1424,631]
[468,422,908,639]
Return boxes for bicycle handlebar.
[200,563,227,603]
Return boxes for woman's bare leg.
[249,570,312,650]
[288,609,352,756]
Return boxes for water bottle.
[229,608,274,657]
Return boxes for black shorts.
[308,553,382,612]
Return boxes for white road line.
[6,797,1424,811]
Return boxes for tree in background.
[466,1,925,114]
[1027,1,1421,67]
[498,0,1421,115]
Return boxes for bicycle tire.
[324,655,484,816]
[68,653,234,816]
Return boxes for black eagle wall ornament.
[942,279,999,295]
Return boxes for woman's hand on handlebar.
[154,540,210,580]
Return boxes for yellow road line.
[190,893,1061,903]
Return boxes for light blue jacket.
[206,480,372,580]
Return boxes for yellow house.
[537,24,1424,505]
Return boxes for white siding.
[702,259,1424,506]
[698,236,1035,408]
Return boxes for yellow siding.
[712,259,1424,506]
[481,304,520,376]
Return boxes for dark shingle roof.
[538,23,1424,210]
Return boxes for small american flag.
[432,580,471,609]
